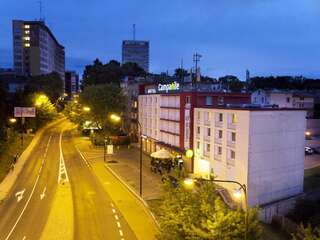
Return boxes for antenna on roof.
[38,0,44,22]
[133,24,136,40]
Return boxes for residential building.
[193,106,306,209]
[12,20,65,81]
[65,71,79,97]
[138,82,250,171]
[251,89,314,117]
[122,40,149,72]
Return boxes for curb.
[104,163,160,229]
[0,118,65,202]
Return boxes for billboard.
[14,107,36,118]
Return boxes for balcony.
[227,140,235,148]
[215,121,223,128]
[196,133,200,139]
[185,103,191,109]
[203,151,210,158]
[204,120,211,126]
[227,122,236,130]
[204,135,211,142]
[214,154,222,161]
[227,158,235,166]
[214,138,222,145]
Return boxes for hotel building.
[138,82,250,171]
[193,107,306,208]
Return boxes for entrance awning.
[150,149,173,159]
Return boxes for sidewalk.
[76,138,163,200]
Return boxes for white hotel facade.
[193,107,306,208]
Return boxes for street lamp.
[9,118,17,124]
[183,177,249,240]
[109,113,143,197]
[83,106,91,112]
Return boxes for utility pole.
[133,24,136,40]
[193,53,202,83]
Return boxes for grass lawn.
[0,134,33,183]
[304,166,320,192]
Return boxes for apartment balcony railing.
[185,103,191,109]
[227,122,236,130]
[204,135,211,142]
[226,158,235,166]
[227,140,236,148]
[215,121,223,128]
[214,154,222,161]
[196,133,200,139]
[204,120,211,126]
[203,151,210,158]
[214,138,222,145]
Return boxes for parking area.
[305,138,320,169]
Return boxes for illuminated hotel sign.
[158,81,180,93]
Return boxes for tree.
[79,84,127,134]
[24,72,64,103]
[219,75,245,92]
[293,225,320,240]
[121,62,146,77]
[174,68,188,78]
[157,180,262,240]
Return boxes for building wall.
[193,108,306,207]
[122,40,149,72]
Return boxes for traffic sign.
[14,107,36,118]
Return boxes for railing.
[214,154,221,161]
[203,151,210,157]
[227,140,236,148]
[214,138,222,145]
[227,158,235,166]
[215,121,223,128]
[204,135,211,142]
[227,123,236,130]
[204,120,211,126]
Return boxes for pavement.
[0,119,158,240]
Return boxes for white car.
[305,147,314,155]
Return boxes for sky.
[0,0,320,80]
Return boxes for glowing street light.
[110,114,121,122]
[83,106,91,112]
[233,189,242,200]
[35,94,49,106]
[305,131,311,136]
[9,118,17,124]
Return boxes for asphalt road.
[0,120,139,240]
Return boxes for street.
[0,120,157,240]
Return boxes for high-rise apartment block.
[12,20,65,81]
[122,40,149,72]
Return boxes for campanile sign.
[157,81,180,93]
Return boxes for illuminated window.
[24,25,30,29]
[24,43,30,48]
[24,36,30,41]
[232,114,237,124]
[25,30,30,34]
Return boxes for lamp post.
[183,178,249,240]
[110,114,143,197]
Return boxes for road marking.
[114,214,119,220]
[112,208,116,213]
[117,221,121,228]
[40,186,46,200]
[5,135,52,240]
[119,229,123,236]
[58,130,69,184]
[75,146,91,168]
[22,236,26,240]
[110,202,114,207]
[15,189,25,203]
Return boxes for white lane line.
[5,135,52,240]
[58,130,69,184]
[40,186,46,200]
[15,189,25,203]
[22,236,26,240]
[75,146,91,168]
[119,229,123,236]
[112,208,116,214]
[114,214,119,220]
[117,221,121,228]
[110,202,114,207]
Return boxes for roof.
[196,104,307,112]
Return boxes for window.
[261,97,265,103]
[232,114,237,124]
[206,143,210,152]
[24,30,30,34]
[286,97,290,103]
[197,126,200,134]
[254,97,257,103]
[207,128,211,137]
[24,25,30,29]
[218,96,224,105]
[218,130,223,138]
[24,36,30,41]
[197,141,200,149]
[24,43,30,47]
[231,132,236,142]
[219,113,223,122]
[218,146,222,155]
[204,111,211,121]
[230,150,235,159]
[205,96,213,105]
[185,96,191,104]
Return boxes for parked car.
[305,147,314,155]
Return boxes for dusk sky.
[1,0,319,80]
